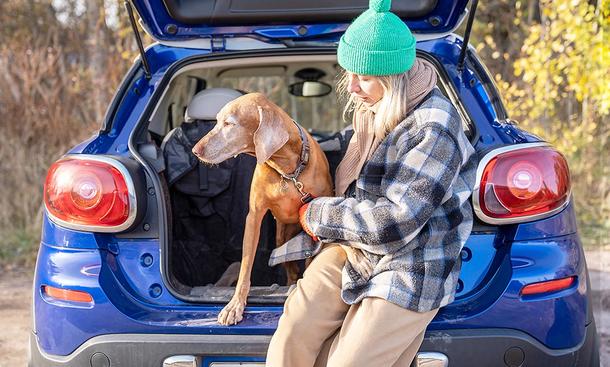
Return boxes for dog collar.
[280,120,310,180]
[273,120,313,203]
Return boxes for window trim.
[466,48,509,121]
[100,60,145,133]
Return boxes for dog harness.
[273,120,314,204]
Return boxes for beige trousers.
[266,244,439,367]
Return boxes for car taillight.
[44,155,137,232]
[473,143,571,224]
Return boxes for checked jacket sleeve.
[304,125,464,256]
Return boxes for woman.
[266,0,477,365]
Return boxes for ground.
[0,269,32,367]
[1,250,608,367]
[587,246,610,366]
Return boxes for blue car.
[29,0,600,366]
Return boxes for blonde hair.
[337,69,411,140]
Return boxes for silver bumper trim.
[415,352,449,367]
[163,355,197,367]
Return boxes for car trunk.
[130,48,485,304]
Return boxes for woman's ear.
[253,106,289,164]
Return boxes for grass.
[580,223,610,250]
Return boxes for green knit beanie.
[338,0,416,76]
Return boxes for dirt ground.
[1,250,608,367]
[0,269,32,367]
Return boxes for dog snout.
[193,134,226,164]
[192,138,208,159]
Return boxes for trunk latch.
[211,36,226,52]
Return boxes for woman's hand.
[342,245,373,280]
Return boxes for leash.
[271,120,314,204]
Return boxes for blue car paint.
[33,35,589,357]
[514,201,579,241]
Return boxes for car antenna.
[457,0,479,73]
[124,0,152,79]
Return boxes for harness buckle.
[300,193,314,204]
[293,179,305,195]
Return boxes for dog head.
[192,93,290,165]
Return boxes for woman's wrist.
[299,202,319,241]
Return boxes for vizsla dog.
[192,92,333,325]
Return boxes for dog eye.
[224,115,238,126]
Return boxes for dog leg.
[218,208,265,325]
[276,222,303,285]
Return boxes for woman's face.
[347,73,385,107]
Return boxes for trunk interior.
[138,52,476,303]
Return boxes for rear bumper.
[29,322,599,367]
[29,333,271,367]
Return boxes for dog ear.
[253,106,289,164]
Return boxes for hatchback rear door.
[131,0,469,46]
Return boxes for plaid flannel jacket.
[269,89,477,312]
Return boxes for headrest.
[184,88,243,122]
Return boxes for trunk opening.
[132,50,477,304]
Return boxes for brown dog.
[192,92,333,325]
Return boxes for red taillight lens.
[476,145,571,224]
[44,156,134,231]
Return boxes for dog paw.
[218,298,246,325]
